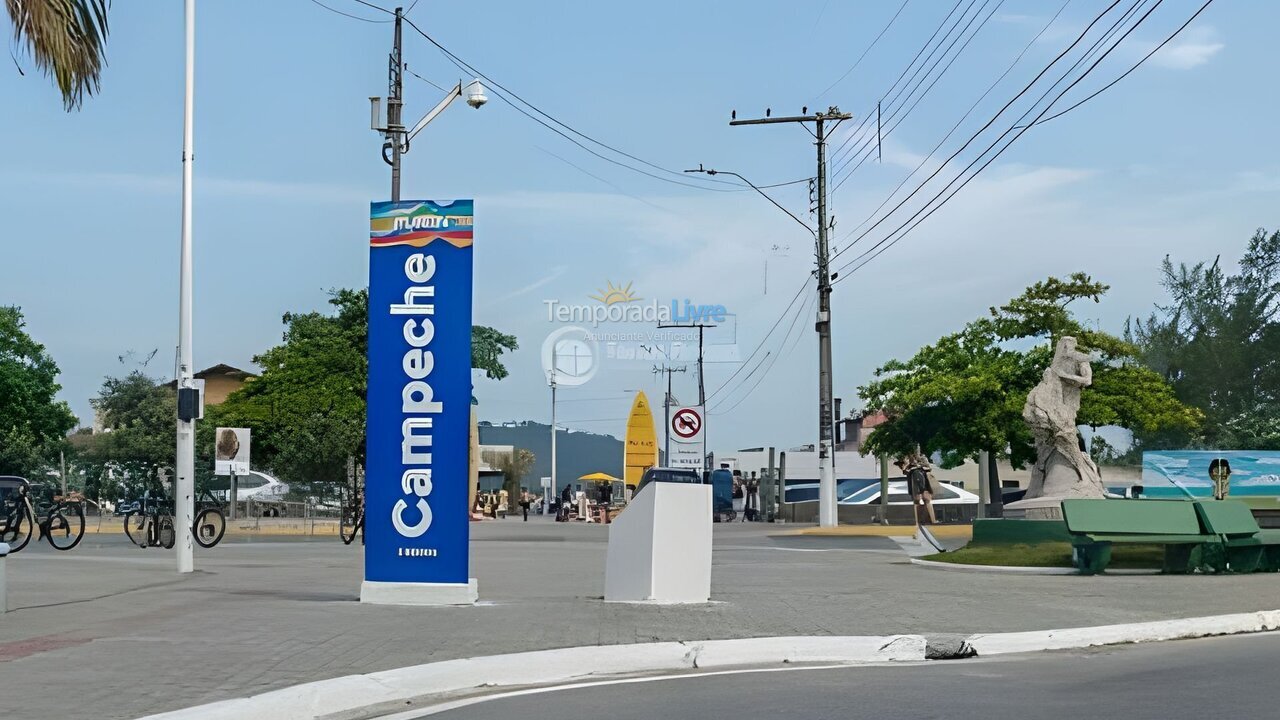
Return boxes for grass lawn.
[923,542,1167,569]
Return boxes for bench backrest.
[1194,500,1261,538]
[1061,499,1203,536]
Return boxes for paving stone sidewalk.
[2,518,1277,720]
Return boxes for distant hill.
[478,421,623,495]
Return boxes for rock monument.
[1010,336,1106,518]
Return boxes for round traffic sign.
[672,408,702,439]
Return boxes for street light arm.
[685,166,816,238]
[406,82,463,144]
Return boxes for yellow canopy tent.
[579,472,621,484]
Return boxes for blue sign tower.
[362,200,477,605]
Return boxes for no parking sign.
[669,406,705,473]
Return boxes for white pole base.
[360,579,479,606]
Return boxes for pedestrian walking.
[896,454,937,525]
[520,489,531,521]
[597,482,613,524]
[559,484,573,522]
[744,480,759,522]
[1209,458,1232,501]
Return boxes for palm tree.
[6,0,109,110]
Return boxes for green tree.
[6,0,110,110]
[81,370,177,500]
[494,448,536,503]
[207,288,518,499]
[0,306,77,477]
[1127,229,1280,449]
[859,274,1200,470]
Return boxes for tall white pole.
[550,345,558,512]
[174,0,196,573]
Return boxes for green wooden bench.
[1193,500,1280,573]
[1061,499,1218,575]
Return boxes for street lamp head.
[465,79,488,109]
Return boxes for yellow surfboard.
[624,391,658,488]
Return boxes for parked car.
[634,466,702,497]
[840,480,980,505]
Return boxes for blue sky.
[2,0,1274,454]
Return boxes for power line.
[349,0,394,15]
[826,0,968,163]
[306,0,390,23]
[829,0,1006,190]
[833,0,1196,283]
[829,0,1001,185]
[400,16,757,194]
[403,64,447,93]
[1023,0,1215,128]
[813,0,912,101]
[831,0,1072,240]
[705,277,810,403]
[832,0,1149,274]
[711,291,815,415]
[825,0,1132,270]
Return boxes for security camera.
[465,79,488,109]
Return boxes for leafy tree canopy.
[860,274,1200,468]
[0,306,76,477]
[1128,229,1280,450]
[78,370,176,500]
[207,289,517,498]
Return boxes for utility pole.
[386,6,404,202]
[731,107,851,528]
[550,343,558,504]
[653,365,687,464]
[659,323,714,471]
[173,0,198,573]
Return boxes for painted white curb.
[136,611,1280,720]
[967,609,1280,656]
[135,636,925,720]
[909,557,1079,575]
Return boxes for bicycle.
[340,480,364,546]
[0,476,86,552]
[122,491,176,549]
[193,489,227,548]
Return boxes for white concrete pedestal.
[1003,496,1067,520]
[360,578,478,606]
[605,482,711,603]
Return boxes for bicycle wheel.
[340,508,360,545]
[44,503,85,551]
[158,516,176,549]
[193,508,226,548]
[1,502,34,553]
[123,510,149,548]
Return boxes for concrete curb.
[137,611,1280,720]
[135,636,926,720]
[909,557,1079,575]
[967,609,1280,656]
[908,558,1162,575]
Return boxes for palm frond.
[6,0,109,110]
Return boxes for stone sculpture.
[1022,336,1106,499]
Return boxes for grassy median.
[923,542,1166,569]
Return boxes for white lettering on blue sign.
[392,253,443,539]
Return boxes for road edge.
[137,611,1280,720]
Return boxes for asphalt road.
[425,633,1280,720]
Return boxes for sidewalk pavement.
[3,518,1277,720]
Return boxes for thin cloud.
[1149,26,1222,69]
[486,264,568,306]
[0,169,367,203]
